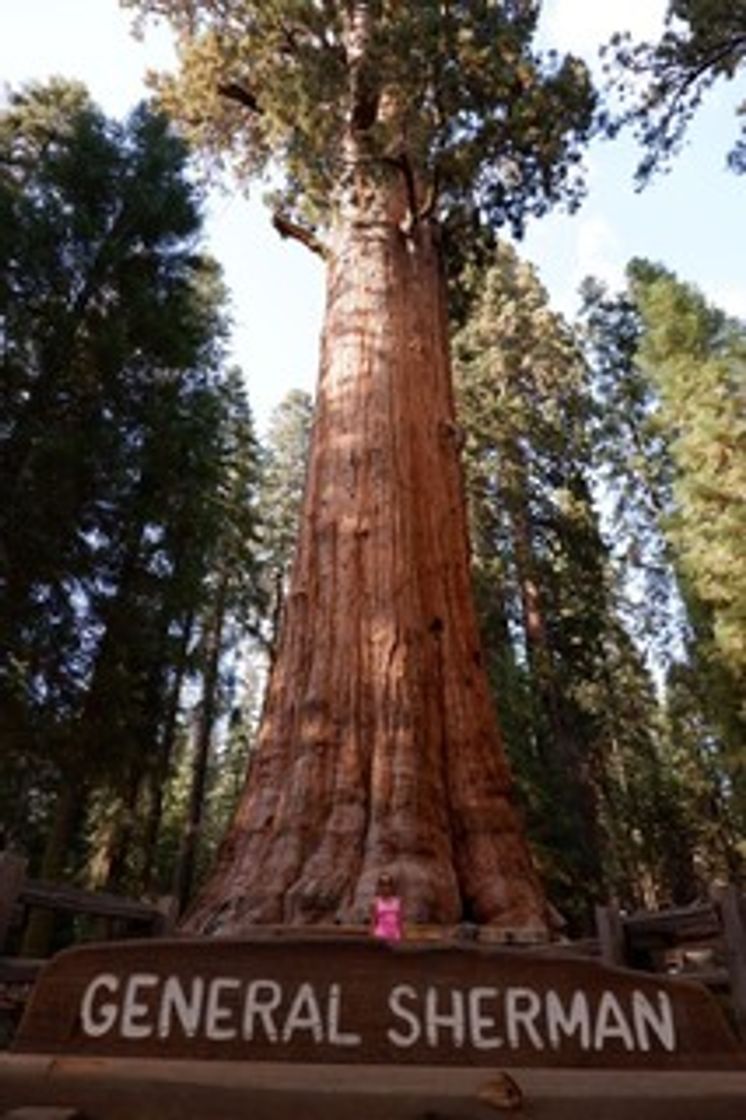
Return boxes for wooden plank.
[676,968,730,991]
[596,904,626,966]
[152,896,179,937]
[12,937,744,1070]
[1,1056,746,1120]
[721,885,746,1041]
[0,1108,82,1119]
[0,959,41,985]
[19,881,160,926]
[0,856,28,953]
[624,905,720,949]
[234,924,368,939]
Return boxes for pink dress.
[373,895,403,941]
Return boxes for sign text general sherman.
[14,937,744,1070]
[79,971,675,1054]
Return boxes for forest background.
[1,0,744,946]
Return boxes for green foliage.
[663,662,745,881]
[578,276,680,660]
[0,82,264,891]
[604,0,746,184]
[453,243,713,921]
[454,245,608,921]
[628,261,746,684]
[0,83,201,807]
[121,0,597,235]
[580,259,746,881]
[257,388,314,654]
[583,261,746,695]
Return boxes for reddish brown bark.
[184,169,547,933]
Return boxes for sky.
[1,0,744,430]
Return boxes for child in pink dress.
[372,872,403,941]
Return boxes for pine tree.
[629,262,746,847]
[453,243,698,923]
[258,389,314,660]
[455,245,601,922]
[580,260,746,883]
[171,371,264,911]
[0,83,262,912]
[629,262,746,686]
[605,0,746,183]
[122,0,597,930]
[578,275,679,660]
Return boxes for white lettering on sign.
[505,987,545,1050]
[77,974,678,1056]
[468,987,503,1050]
[594,991,636,1051]
[281,982,324,1043]
[546,989,590,1050]
[121,973,159,1039]
[425,986,465,1048]
[205,978,241,1041]
[387,984,421,1047]
[158,976,204,1039]
[243,980,282,1042]
[328,983,362,1047]
[633,990,675,1052]
[80,973,119,1037]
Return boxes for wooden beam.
[624,904,720,949]
[1,1057,746,1119]
[0,957,41,984]
[153,896,179,937]
[19,880,160,927]
[721,884,746,1041]
[595,903,626,967]
[0,1108,83,1119]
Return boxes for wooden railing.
[595,884,746,1039]
[0,852,177,985]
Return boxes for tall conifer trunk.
[172,579,228,913]
[185,157,546,931]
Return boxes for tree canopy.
[0,81,264,911]
[605,0,746,184]
[122,1,597,237]
[580,258,746,883]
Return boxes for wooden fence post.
[595,902,626,967]
[154,894,179,937]
[721,883,746,1041]
[0,852,28,952]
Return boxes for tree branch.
[418,169,440,222]
[272,213,328,259]
[351,87,380,132]
[217,82,263,115]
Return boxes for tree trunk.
[21,782,82,957]
[172,581,227,914]
[141,612,195,894]
[502,444,604,899]
[185,174,546,933]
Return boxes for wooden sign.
[13,937,745,1071]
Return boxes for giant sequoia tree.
[125,0,597,930]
